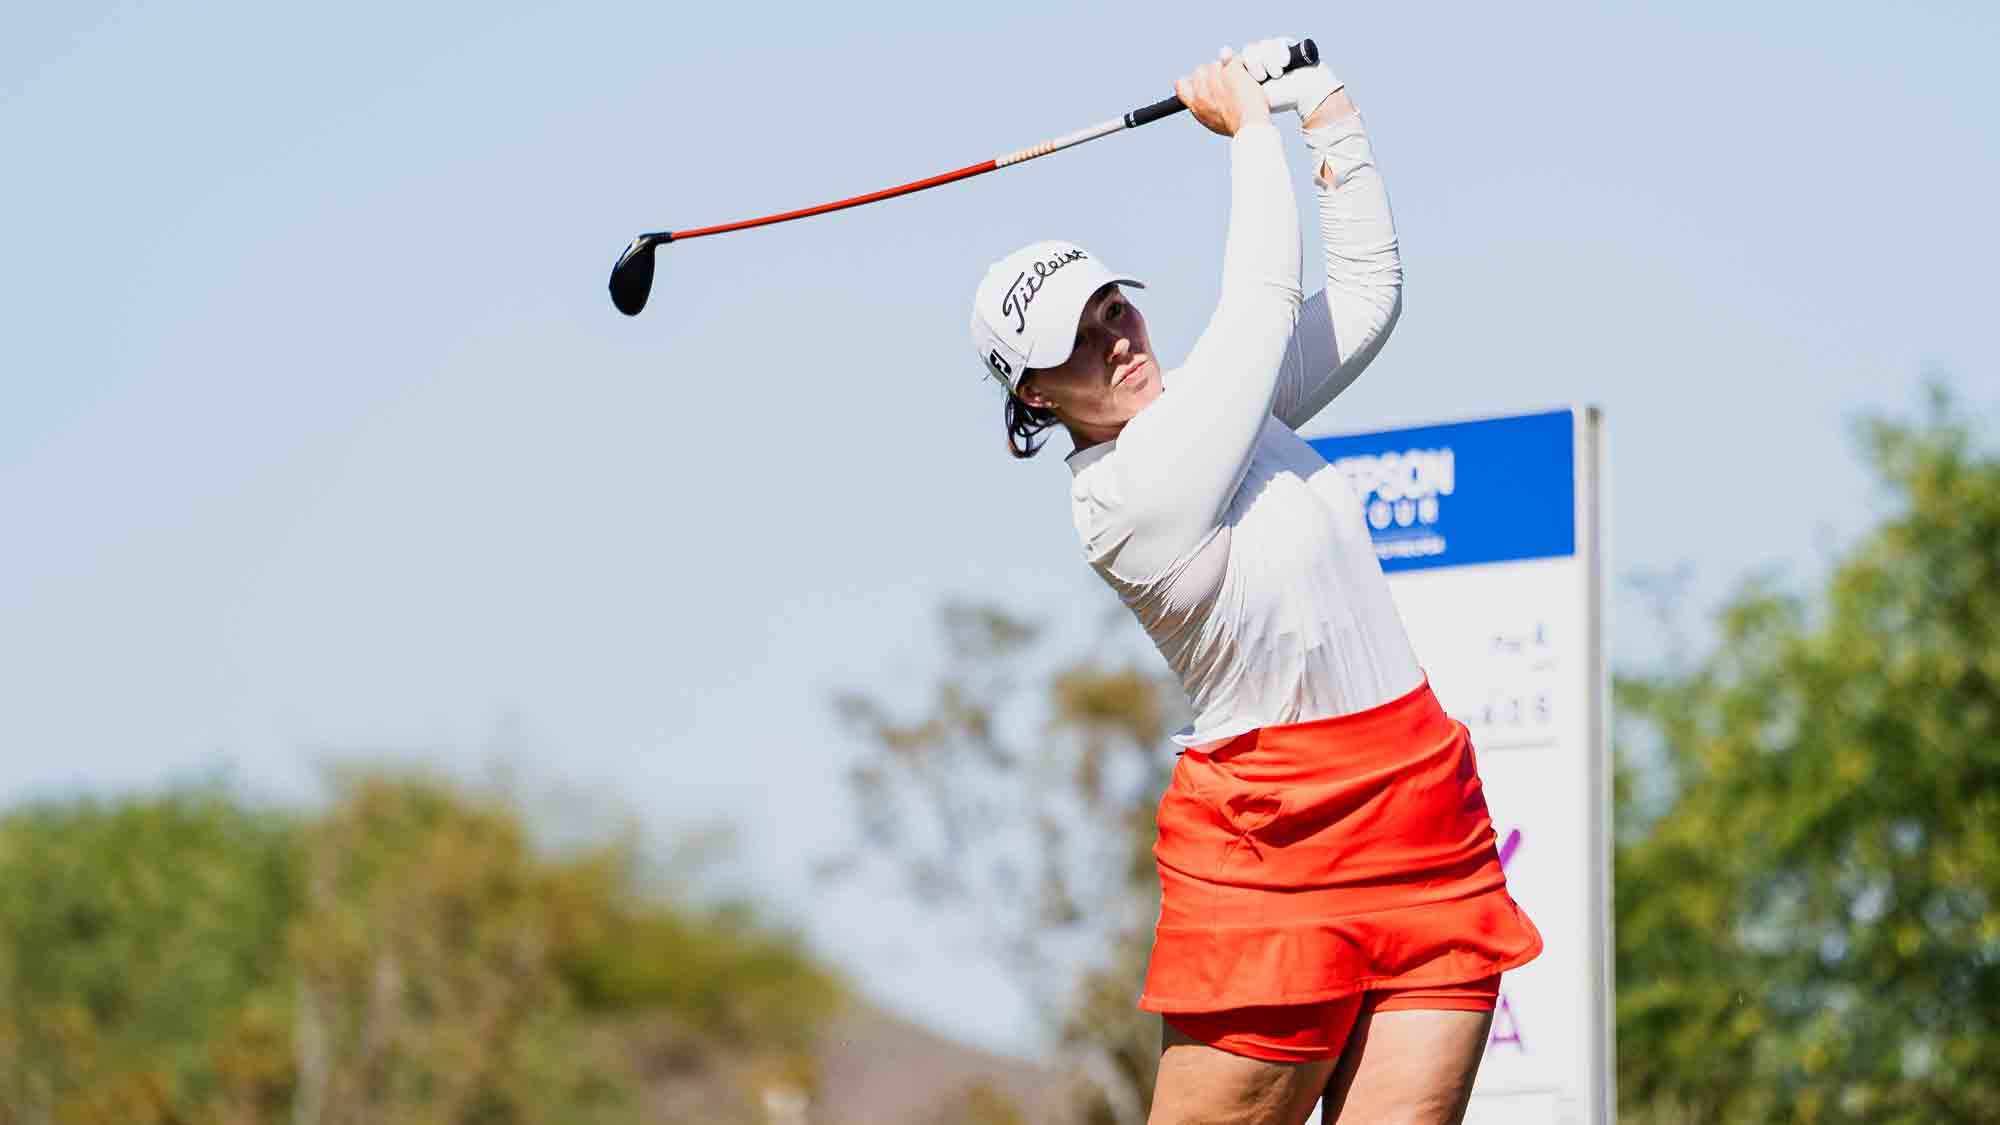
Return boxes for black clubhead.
[608,233,669,316]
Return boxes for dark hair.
[1004,390,1060,459]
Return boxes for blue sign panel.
[1307,409,1575,573]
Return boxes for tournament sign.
[1307,407,1610,1125]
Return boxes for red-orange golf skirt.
[1141,678,1542,1016]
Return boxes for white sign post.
[1307,407,1611,1125]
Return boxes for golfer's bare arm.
[1272,89,1404,428]
[1105,83,1303,575]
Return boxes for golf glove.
[1229,37,1343,123]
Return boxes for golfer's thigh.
[1323,1008,1493,1125]
[1152,1021,1336,1125]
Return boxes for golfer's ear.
[1017,377,1054,411]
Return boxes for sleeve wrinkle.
[1272,110,1404,430]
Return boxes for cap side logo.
[987,350,1012,378]
[998,248,1088,334]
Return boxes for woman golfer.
[968,40,1542,1125]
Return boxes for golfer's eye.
[1107,301,1124,321]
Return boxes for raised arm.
[1105,63,1303,576]
[1271,92,1403,428]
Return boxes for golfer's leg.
[1152,1019,1337,1125]
[1320,1008,1493,1125]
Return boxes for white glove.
[1227,37,1343,123]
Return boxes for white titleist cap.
[970,240,1145,396]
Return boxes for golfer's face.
[1026,284,1160,426]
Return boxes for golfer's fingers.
[1244,37,1289,81]
[1175,69,1210,114]
[1177,64,1207,107]
[1176,63,1225,134]
[1217,56,1261,105]
[1231,41,1271,82]
[1195,62,1220,115]
[1198,59,1228,100]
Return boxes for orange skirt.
[1141,678,1542,1014]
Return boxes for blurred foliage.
[1616,386,1999,1123]
[0,773,840,1124]
[835,601,1180,1124]
[926,1079,1027,1125]
[0,789,300,1123]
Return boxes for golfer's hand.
[1237,37,1344,124]
[1176,53,1270,138]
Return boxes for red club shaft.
[671,159,1000,241]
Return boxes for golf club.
[608,39,1318,316]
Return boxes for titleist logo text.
[1000,249,1088,334]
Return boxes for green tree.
[0,787,299,1124]
[285,772,637,1125]
[0,772,843,1125]
[1615,389,1999,1122]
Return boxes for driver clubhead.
[608,234,667,316]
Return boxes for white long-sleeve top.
[1066,112,1422,748]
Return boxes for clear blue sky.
[4,0,1996,1054]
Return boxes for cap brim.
[1022,274,1147,371]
